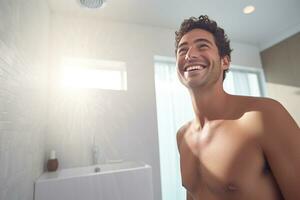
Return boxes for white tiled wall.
[0,1,49,200]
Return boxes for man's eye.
[178,49,187,54]
[198,44,208,49]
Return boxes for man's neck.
[189,83,233,129]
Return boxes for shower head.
[79,0,106,9]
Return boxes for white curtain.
[154,61,264,200]
[155,60,193,200]
[223,69,263,96]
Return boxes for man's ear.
[221,56,230,70]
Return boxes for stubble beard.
[180,59,223,90]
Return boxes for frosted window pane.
[233,71,250,95]
[248,73,261,96]
[224,71,235,94]
[154,60,190,200]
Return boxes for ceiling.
[47,0,300,50]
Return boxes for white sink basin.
[34,161,154,200]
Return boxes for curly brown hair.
[175,15,233,80]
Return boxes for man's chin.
[182,80,207,89]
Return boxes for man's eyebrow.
[193,38,213,45]
[178,38,213,49]
[178,42,188,49]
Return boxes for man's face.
[176,29,229,89]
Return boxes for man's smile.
[184,65,206,72]
[183,63,209,78]
[183,61,209,71]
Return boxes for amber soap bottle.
[47,150,58,172]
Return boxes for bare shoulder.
[176,121,192,150]
[240,96,286,111]
[234,96,298,134]
[235,95,284,110]
[245,96,298,128]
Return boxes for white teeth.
[185,65,205,71]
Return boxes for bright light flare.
[61,58,127,90]
[243,5,255,14]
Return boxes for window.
[154,57,192,200]
[154,57,265,200]
[224,65,266,97]
[61,57,127,90]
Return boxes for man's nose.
[185,47,198,61]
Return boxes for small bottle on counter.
[47,150,59,172]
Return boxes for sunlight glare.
[61,58,127,90]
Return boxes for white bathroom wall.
[47,13,263,200]
[231,42,263,68]
[0,0,49,200]
[266,83,300,125]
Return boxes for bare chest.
[179,121,264,194]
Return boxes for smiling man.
[175,15,300,200]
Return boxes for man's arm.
[260,99,300,200]
[177,123,191,200]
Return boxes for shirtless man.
[175,15,300,200]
